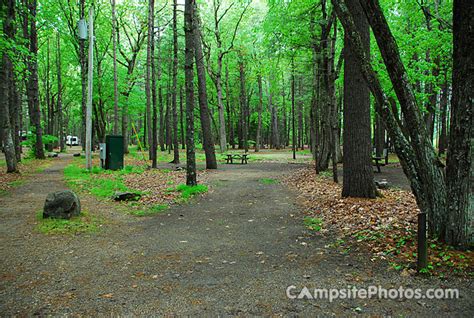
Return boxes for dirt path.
[0,160,472,316]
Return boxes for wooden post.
[85,7,94,170]
[417,212,428,271]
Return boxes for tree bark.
[171,0,180,164]
[445,0,473,246]
[332,0,447,238]
[358,0,447,234]
[342,0,377,198]
[238,53,248,153]
[225,66,234,149]
[26,0,45,159]
[79,0,86,151]
[111,0,119,135]
[184,0,197,185]
[1,0,18,172]
[56,32,64,152]
[151,11,158,168]
[179,87,185,149]
[146,0,154,159]
[194,5,217,169]
[438,80,449,155]
[156,27,165,152]
[255,73,263,152]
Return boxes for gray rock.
[113,191,141,201]
[47,152,59,158]
[43,190,81,219]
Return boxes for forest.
[0,0,473,315]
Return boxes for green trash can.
[105,135,124,170]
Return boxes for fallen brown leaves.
[122,169,210,207]
[283,166,473,276]
[0,158,53,193]
[283,167,419,235]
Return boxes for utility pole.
[85,6,94,170]
[291,56,296,160]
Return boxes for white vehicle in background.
[66,135,80,146]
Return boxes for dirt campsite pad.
[0,154,472,316]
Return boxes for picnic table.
[224,153,249,164]
[372,156,385,173]
[372,148,389,173]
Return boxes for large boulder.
[43,190,81,219]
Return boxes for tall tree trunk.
[445,0,473,246]
[311,34,320,166]
[358,0,447,235]
[146,0,154,159]
[238,53,248,152]
[374,113,385,157]
[156,29,165,152]
[225,66,234,149]
[216,57,227,152]
[184,0,197,185]
[179,87,185,149]
[151,11,158,168]
[342,0,376,198]
[56,31,64,152]
[194,5,217,169]
[79,0,86,151]
[1,0,18,172]
[333,0,447,238]
[122,101,129,153]
[26,0,45,159]
[328,21,339,183]
[291,58,296,158]
[165,89,171,153]
[438,80,449,155]
[45,38,53,152]
[171,0,180,164]
[314,2,334,171]
[10,76,21,162]
[111,0,119,135]
[268,81,279,149]
[255,73,263,152]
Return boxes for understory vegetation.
[284,167,473,277]
[63,157,210,217]
[0,157,53,195]
[36,210,101,235]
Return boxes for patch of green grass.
[117,165,146,175]
[259,178,279,185]
[36,210,100,235]
[318,170,333,178]
[304,216,323,231]
[129,204,168,217]
[296,149,312,155]
[175,184,208,200]
[64,164,131,198]
[89,178,129,197]
[8,179,25,187]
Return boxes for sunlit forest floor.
[0,147,472,315]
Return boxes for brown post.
[417,212,428,271]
